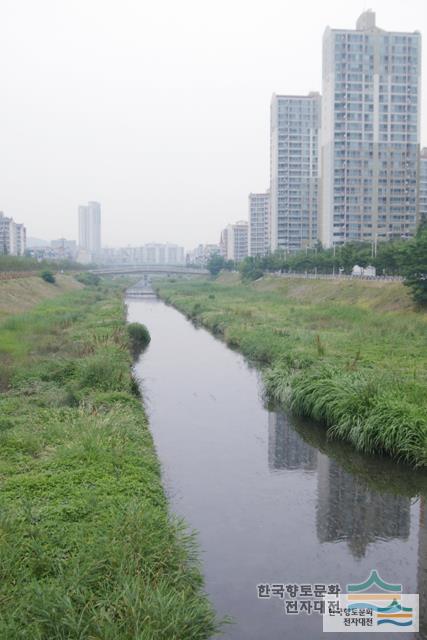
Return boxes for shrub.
[40,270,55,284]
[76,272,101,286]
[127,322,151,357]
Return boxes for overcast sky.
[1,0,426,249]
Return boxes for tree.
[239,256,264,281]
[206,253,225,276]
[403,225,427,306]
[338,242,371,273]
[374,240,407,275]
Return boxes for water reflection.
[316,454,410,558]
[268,410,411,558]
[268,413,317,471]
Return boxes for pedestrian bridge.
[126,282,157,298]
[91,265,209,276]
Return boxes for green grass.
[0,274,85,322]
[0,254,80,272]
[156,275,427,467]
[0,285,219,638]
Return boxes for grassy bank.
[156,275,427,468]
[0,282,218,639]
[0,274,84,321]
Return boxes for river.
[127,296,427,640]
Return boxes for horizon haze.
[1,0,426,250]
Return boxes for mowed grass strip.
[156,276,427,467]
[0,283,219,639]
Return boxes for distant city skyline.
[1,0,426,247]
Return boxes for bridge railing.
[92,264,209,275]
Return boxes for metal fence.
[270,271,403,282]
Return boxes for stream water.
[127,296,427,640]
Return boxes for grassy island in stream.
[156,274,427,468]
[0,278,218,639]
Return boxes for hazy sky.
[1,0,426,249]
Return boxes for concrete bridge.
[126,280,157,298]
[91,264,209,277]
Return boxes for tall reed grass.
[156,276,427,467]
[0,286,219,638]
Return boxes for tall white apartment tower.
[420,148,427,223]
[248,191,270,257]
[78,201,101,257]
[87,201,101,254]
[321,11,421,247]
[78,205,89,249]
[270,93,320,252]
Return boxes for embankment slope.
[0,274,82,319]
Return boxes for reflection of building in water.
[316,454,410,558]
[268,413,317,471]
[418,498,427,639]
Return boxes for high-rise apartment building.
[219,228,228,258]
[0,212,27,256]
[270,93,320,253]
[78,201,101,258]
[248,191,270,257]
[188,244,219,266]
[226,220,248,261]
[14,223,26,256]
[420,148,427,223]
[321,10,421,247]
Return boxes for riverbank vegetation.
[207,224,427,307]
[0,255,80,273]
[156,276,427,468]
[127,321,151,357]
[0,282,218,638]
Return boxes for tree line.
[0,255,80,272]
[207,224,427,306]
